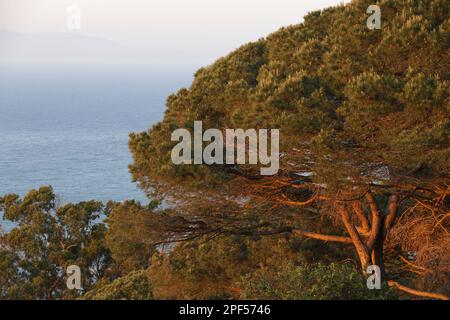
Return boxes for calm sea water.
[0,64,193,231]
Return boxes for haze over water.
[0,64,193,229]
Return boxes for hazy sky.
[0,0,351,65]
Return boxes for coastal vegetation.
[1,0,449,299]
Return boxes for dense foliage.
[128,0,449,299]
[1,0,448,299]
[0,187,111,299]
[240,262,396,300]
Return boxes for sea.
[0,63,194,231]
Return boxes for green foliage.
[81,270,152,300]
[0,186,111,299]
[148,235,350,299]
[129,0,449,196]
[240,261,397,300]
[105,200,159,275]
[149,236,304,299]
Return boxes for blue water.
[0,64,193,231]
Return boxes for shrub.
[240,261,397,300]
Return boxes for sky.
[0,0,351,66]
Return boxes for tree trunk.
[337,193,399,278]
[371,234,386,279]
[337,202,372,272]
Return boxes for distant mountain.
[0,30,141,63]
